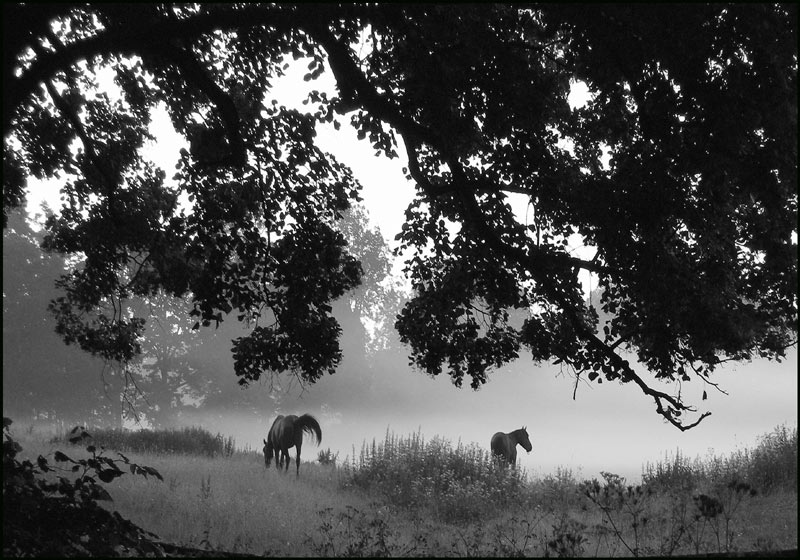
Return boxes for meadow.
[10,423,797,557]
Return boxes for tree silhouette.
[3,4,796,429]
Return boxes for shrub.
[307,506,414,557]
[745,424,797,492]
[3,417,164,556]
[642,424,798,495]
[340,429,528,522]
[642,449,703,492]
[52,425,237,458]
[318,447,339,466]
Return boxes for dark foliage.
[3,4,796,429]
[2,417,161,556]
[2,417,258,557]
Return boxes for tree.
[3,4,796,430]
[121,292,211,428]
[2,211,120,427]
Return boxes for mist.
[4,210,797,484]
[240,344,797,482]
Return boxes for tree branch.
[159,45,246,168]
[5,4,312,137]
[687,360,729,396]
[31,37,119,198]
[312,26,622,281]
[584,334,711,431]
[440,150,710,429]
[304,21,435,144]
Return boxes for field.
[7,424,798,557]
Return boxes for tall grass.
[340,428,529,522]
[13,422,796,556]
[744,424,797,492]
[51,426,237,458]
[642,424,798,494]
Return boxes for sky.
[19,57,798,483]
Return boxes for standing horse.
[491,426,532,467]
[263,414,322,476]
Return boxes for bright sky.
[19,57,797,482]
[24,56,597,292]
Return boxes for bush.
[318,447,339,466]
[3,418,164,556]
[745,424,797,492]
[52,425,237,458]
[642,424,797,495]
[642,449,705,492]
[340,429,528,522]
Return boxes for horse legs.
[295,442,302,476]
[509,446,517,466]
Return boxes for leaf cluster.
[2,4,796,429]
[3,418,162,507]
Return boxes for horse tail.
[296,414,322,446]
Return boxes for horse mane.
[295,413,322,445]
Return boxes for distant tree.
[334,204,404,352]
[122,292,211,427]
[2,212,119,426]
[3,4,796,429]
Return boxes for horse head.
[519,426,533,453]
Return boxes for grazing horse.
[263,414,322,476]
[491,426,532,467]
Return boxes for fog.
[171,341,796,483]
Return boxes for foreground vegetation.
[6,422,797,557]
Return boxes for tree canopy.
[3,4,797,430]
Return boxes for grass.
[101,453,354,555]
[15,434,370,555]
[10,423,797,557]
[642,424,798,495]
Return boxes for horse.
[262,413,322,476]
[491,426,532,467]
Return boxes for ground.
[2,493,253,558]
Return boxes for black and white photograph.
[3,3,797,557]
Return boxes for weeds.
[746,425,797,492]
[199,475,212,500]
[642,424,797,495]
[579,470,763,556]
[689,478,757,554]
[492,515,541,557]
[648,485,692,556]
[340,429,528,522]
[307,506,410,557]
[318,448,339,466]
[545,514,587,558]
[449,523,489,557]
[581,472,654,556]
